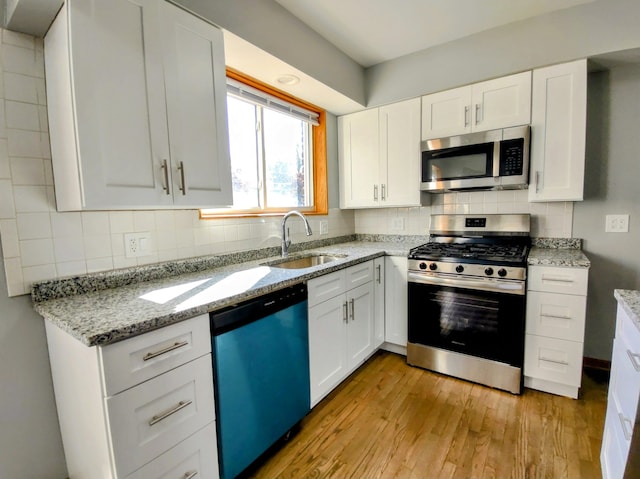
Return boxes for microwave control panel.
[499,138,524,176]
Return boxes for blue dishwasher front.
[210,283,310,479]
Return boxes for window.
[201,69,327,218]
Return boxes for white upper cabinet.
[421,71,531,140]
[529,59,587,202]
[45,0,232,210]
[339,98,421,209]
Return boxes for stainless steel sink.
[264,253,347,269]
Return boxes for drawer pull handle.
[343,302,348,323]
[183,471,198,479]
[539,357,569,366]
[540,313,572,320]
[541,276,574,284]
[149,400,193,426]
[161,159,171,195]
[349,298,355,320]
[627,350,640,372]
[619,413,633,441]
[376,264,382,284]
[143,340,189,361]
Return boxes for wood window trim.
[200,68,328,220]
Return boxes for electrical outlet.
[605,214,629,233]
[319,221,329,235]
[124,232,152,257]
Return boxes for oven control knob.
[419,262,427,270]
[429,263,438,271]
[498,268,507,277]
[455,265,464,273]
[485,267,494,276]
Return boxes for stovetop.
[408,240,529,266]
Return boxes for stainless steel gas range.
[407,214,531,394]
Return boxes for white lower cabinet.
[383,256,408,354]
[601,297,640,479]
[308,261,375,406]
[524,265,589,398]
[45,314,218,478]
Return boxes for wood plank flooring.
[247,351,608,479]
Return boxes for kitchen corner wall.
[0,28,354,298]
[355,190,574,238]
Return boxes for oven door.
[408,273,525,367]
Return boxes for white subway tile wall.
[0,29,356,297]
[354,190,574,238]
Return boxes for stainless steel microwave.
[420,125,530,193]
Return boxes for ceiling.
[274,0,596,67]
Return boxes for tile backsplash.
[354,190,574,238]
[0,28,574,297]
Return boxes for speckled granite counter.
[614,289,640,331]
[32,239,422,347]
[527,237,591,268]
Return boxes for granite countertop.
[527,238,591,268]
[33,239,420,347]
[614,289,640,331]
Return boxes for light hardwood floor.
[248,351,608,479]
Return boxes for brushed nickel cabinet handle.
[343,302,348,322]
[183,471,198,479]
[149,399,192,426]
[373,184,378,201]
[540,313,572,320]
[161,159,170,195]
[349,298,355,320]
[178,161,186,195]
[475,103,481,124]
[143,340,189,361]
[627,349,640,372]
[541,276,574,284]
[539,356,569,366]
[376,264,382,284]
[381,184,386,201]
[535,171,541,193]
[619,413,633,441]
[464,105,469,127]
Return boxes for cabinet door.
[161,2,233,207]
[346,282,375,369]
[384,256,408,348]
[379,98,421,207]
[339,109,380,208]
[421,85,471,139]
[66,0,172,209]
[373,258,385,348]
[308,295,348,406]
[471,71,531,132]
[529,60,586,202]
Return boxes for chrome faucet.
[281,210,312,257]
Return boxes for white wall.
[573,66,640,360]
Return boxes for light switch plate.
[605,214,629,233]
[391,217,405,231]
[319,221,329,235]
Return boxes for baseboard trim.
[583,356,611,372]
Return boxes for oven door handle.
[408,272,525,295]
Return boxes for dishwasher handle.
[210,283,308,336]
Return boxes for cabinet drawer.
[106,355,215,477]
[524,334,584,387]
[308,269,346,307]
[526,291,586,341]
[345,261,374,290]
[601,401,628,479]
[609,335,640,438]
[126,422,218,479]
[617,306,640,353]
[527,266,588,296]
[99,315,211,396]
